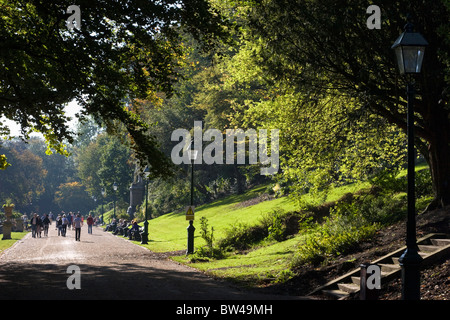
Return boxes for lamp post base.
[399,247,423,300]
[186,221,195,255]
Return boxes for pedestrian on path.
[22,214,28,231]
[61,214,68,237]
[42,213,50,237]
[67,212,73,230]
[30,213,38,238]
[37,215,43,238]
[87,213,94,234]
[56,214,62,236]
[73,214,83,241]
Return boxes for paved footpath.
[0,225,304,300]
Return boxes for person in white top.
[73,214,83,241]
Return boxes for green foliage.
[369,168,406,194]
[415,169,433,198]
[192,217,225,260]
[218,222,267,252]
[219,0,450,206]
[0,141,47,207]
[0,0,230,176]
[54,181,95,213]
[217,209,296,252]
[0,154,10,170]
[291,191,408,267]
[76,133,133,207]
[369,166,433,199]
[263,209,290,242]
[199,216,215,250]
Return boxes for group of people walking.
[26,211,96,241]
[27,213,51,238]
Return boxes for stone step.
[418,245,440,253]
[392,251,429,264]
[308,233,450,299]
[430,238,450,247]
[351,276,360,285]
[338,282,360,293]
[322,289,349,300]
[379,263,401,273]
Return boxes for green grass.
[142,184,298,252]
[122,179,371,285]
[0,232,28,253]
[183,235,302,285]
[117,164,431,287]
[137,180,370,253]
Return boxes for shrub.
[262,209,291,242]
[218,223,268,251]
[192,217,225,260]
[415,169,433,198]
[290,193,399,267]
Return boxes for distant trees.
[0,141,47,208]
[0,0,229,178]
[54,181,95,213]
[76,132,134,208]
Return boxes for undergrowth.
[190,167,432,276]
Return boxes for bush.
[262,209,291,242]
[217,209,298,252]
[291,221,378,268]
[192,217,225,260]
[369,168,405,194]
[415,169,433,198]
[290,192,404,267]
[218,223,267,251]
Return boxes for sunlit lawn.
[174,235,303,285]
[130,180,371,285]
[141,184,297,252]
[0,232,29,253]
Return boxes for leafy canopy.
[0,0,230,178]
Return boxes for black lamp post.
[141,166,150,244]
[113,182,118,220]
[101,188,105,225]
[391,18,428,300]
[187,140,198,255]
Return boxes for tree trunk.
[424,105,450,209]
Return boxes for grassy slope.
[112,163,430,286]
[133,180,370,285]
[144,184,296,252]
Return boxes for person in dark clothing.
[42,214,50,237]
[30,213,39,238]
[56,214,62,236]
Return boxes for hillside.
[115,168,449,300]
[264,204,450,299]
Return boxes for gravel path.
[0,225,304,300]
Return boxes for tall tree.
[234,0,450,208]
[0,141,47,209]
[0,0,229,178]
[77,133,133,205]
